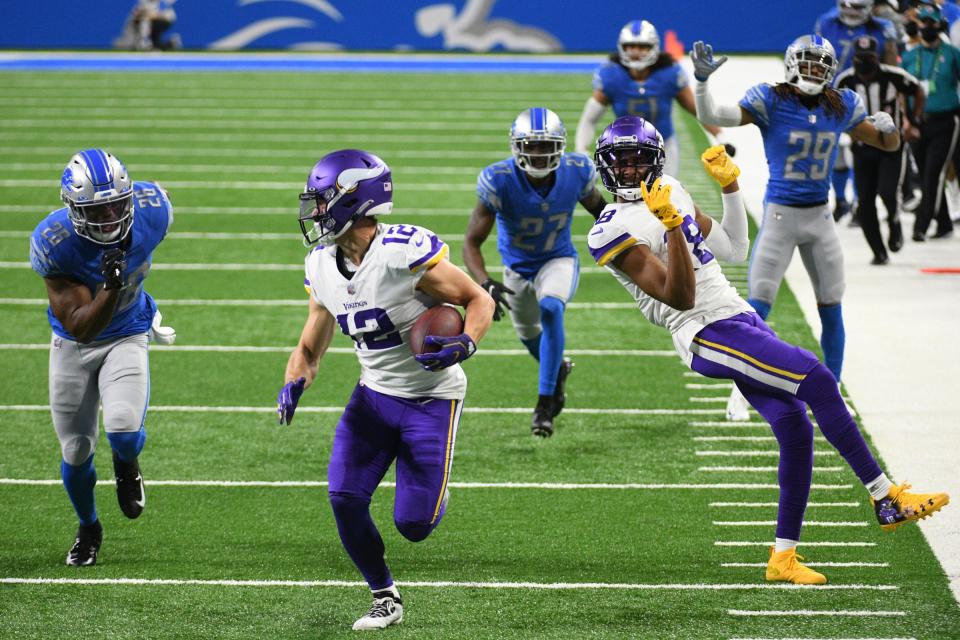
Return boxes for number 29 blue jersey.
[29,181,173,341]
[739,84,867,206]
[477,153,596,279]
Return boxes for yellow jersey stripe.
[597,237,637,267]
[692,336,808,381]
[411,244,449,273]
[431,399,457,524]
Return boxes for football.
[409,305,464,355]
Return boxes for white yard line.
[0,478,849,491]
[721,562,888,568]
[0,577,895,591]
[715,541,875,547]
[698,467,843,473]
[710,502,859,508]
[727,610,905,617]
[0,261,616,274]
[693,436,826,442]
[0,344,676,357]
[695,451,837,457]
[712,521,868,527]
[0,298,640,310]
[0,404,730,416]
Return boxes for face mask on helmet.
[617,20,660,71]
[297,150,394,247]
[838,0,874,26]
[785,39,838,96]
[595,124,665,201]
[60,149,135,245]
[510,108,566,179]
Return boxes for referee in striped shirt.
[837,35,925,264]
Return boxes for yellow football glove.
[701,144,740,187]
[640,178,683,230]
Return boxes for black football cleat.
[888,220,904,253]
[66,520,102,567]
[112,450,145,519]
[531,395,555,438]
[551,359,574,418]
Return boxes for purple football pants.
[690,312,882,541]
[328,383,462,590]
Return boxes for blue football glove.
[276,377,306,425]
[690,40,728,82]
[414,334,477,371]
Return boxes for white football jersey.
[305,223,466,400]
[587,175,752,365]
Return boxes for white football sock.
[774,537,799,553]
[866,473,893,500]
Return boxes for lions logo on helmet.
[594,116,665,201]
[617,20,660,71]
[298,149,394,247]
[510,107,566,179]
[785,35,838,96]
[60,149,134,245]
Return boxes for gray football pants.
[49,332,150,465]
[503,256,579,341]
[748,202,845,306]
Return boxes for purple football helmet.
[594,116,665,201]
[298,149,394,246]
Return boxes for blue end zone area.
[0,53,600,74]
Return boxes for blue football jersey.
[477,153,596,278]
[593,59,688,140]
[30,181,173,341]
[739,84,867,205]
[814,10,897,81]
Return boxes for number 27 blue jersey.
[739,83,866,206]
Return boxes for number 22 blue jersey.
[739,84,866,206]
[476,153,596,279]
[29,181,173,341]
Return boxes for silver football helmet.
[510,107,566,179]
[618,20,660,71]
[60,149,134,245]
[784,35,838,96]
[837,0,874,27]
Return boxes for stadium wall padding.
[4,1,825,53]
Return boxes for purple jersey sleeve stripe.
[408,235,446,272]
[589,232,636,266]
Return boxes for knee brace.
[394,519,435,543]
[61,434,96,466]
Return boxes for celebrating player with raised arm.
[275,149,493,631]
[691,36,901,421]
[587,117,947,585]
[464,107,606,437]
[29,149,175,567]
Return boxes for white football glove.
[869,111,897,135]
[149,309,176,345]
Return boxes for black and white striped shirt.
[835,63,921,133]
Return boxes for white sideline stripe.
[710,502,860,508]
[716,541,875,547]
[727,609,905,617]
[696,451,837,457]
[0,344,676,357]
[0,404,733,416]
[0,261,617,274]
[713,521,869,527]
[721,562,889,567]
[0,577,895,592]
[0,230,599,243]
[0,478,846,490]
[693,436,827,442]
[0,298,641,310]
[686,383,734,390]
[689,421,768,428]
[699,466,844,473]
